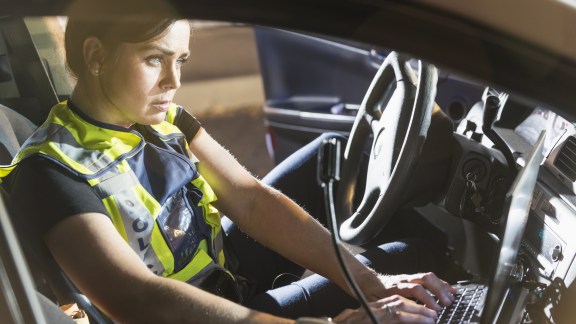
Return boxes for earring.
[91,64,100,76]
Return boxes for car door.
[255,27,377,164]
[255,27,485,164]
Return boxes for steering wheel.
[336,52,438,245]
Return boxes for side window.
[24,16,73,98]
[0,33,21,100]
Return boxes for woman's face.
[97,20,190,127]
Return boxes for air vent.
[554,136,576,182]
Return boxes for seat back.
[0,185,48,323]
[0,105,113,324]
[0,104,36,164]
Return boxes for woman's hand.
[366,272,455,311]
[333,295,438,324]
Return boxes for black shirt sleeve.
[174,107,202,142]
[5,156,109,237]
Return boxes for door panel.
[255,27,484,163]
[255,27,376,163]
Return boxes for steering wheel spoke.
[336,52,438,245]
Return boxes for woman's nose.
[161,65,181,90]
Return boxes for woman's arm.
[45,212,292,323]
[188,130,377,295]
[189,128,454,309]
[46,213,440,323]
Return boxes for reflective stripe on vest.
[4,101,228,284]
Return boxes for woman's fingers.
[377,295,438,322]
[381,272,456,308]
[407,272,456,307]
[334,295,439,324]
[382,296,438,321]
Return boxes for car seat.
[0,104,113,324]
[0,180,75,323]
[0,104,36,164]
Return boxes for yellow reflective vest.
[1,101,230,287]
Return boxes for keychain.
[466,172,485,214]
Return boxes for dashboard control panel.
[521,182,576,285]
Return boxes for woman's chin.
[140,113,167,126]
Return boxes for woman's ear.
[82,36,105,76]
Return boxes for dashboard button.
[549,244,563,262]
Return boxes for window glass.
[24,16,73,97]
[0,33,20,99]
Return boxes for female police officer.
[4,17,454,323]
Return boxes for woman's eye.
[176,57,189,66]
[146,56,162,65]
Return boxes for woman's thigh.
[225,133,441,317]
[243,239,441,319]
[262,132,347,226]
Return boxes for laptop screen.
[481,130,546,323]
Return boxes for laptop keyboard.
[436,283,487,323]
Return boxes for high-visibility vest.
[1,101,230,286]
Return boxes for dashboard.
[449,100,576,322]
[515,107,576,158]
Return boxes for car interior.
[0,16,113,323]
[1,13,576,324]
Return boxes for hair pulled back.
[65,18,177,78]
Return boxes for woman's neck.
[70,81,133,128]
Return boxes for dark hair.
[65,18,177,78]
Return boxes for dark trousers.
[223,133,441,318]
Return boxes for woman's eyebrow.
[140,44,189,57]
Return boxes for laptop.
[437,130,546,324]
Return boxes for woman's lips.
[152,101,170,112]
